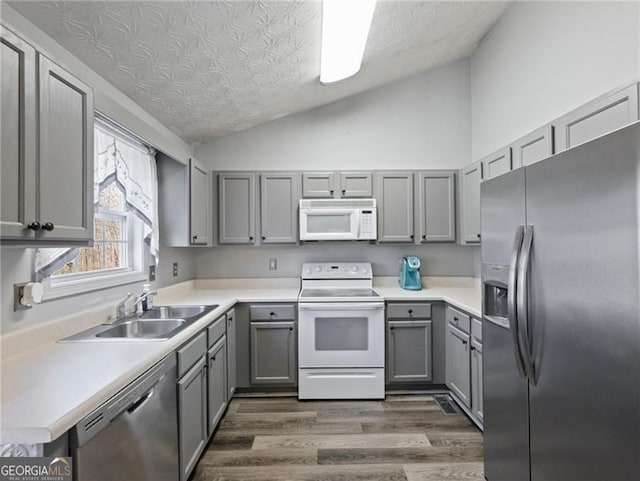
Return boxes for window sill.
[43,269,149,301]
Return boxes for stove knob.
[305,267,312,275]
[315,266,322,272]
[351,265,359,273]
[362,267,368,275]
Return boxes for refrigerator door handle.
[517,224,537,385]
[508,225,527,377]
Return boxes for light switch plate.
[173,262,179,277]
[269,258,277,270]
[149,265,156,281]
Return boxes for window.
[38,119,158,299]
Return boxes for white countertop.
[0,276,480,445]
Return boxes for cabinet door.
[376,172,414,242]
[1,26,36,240]
[37,55,94,241]
[387,320,432,383]
[471,339,483,423]
[339,172,372,198]
[555,83,639,152]
[250,321,296,384]
[219,173,255,244]
[260,173,298,243]
[302,172,335,198]
[512,125,554,168]
[207,335,227,436]
[461,161,482,244]
[446,323,471,407]
[189,158,209,245]
[226,310,237,400]
[419,172,455,242]
[481,147,512,181]
[178,357,207,481]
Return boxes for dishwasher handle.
[73,354,176,447]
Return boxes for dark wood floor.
[193,394,484,481]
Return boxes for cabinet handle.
[330,189,334,195]
[477,233,481,239]
[470,346,476,351]
[342,189,346,194]
[262,236,266,240]
[454,317,459,322]
[27,222,41,231]
[249,236,254,241]
[410,234,414,239]
[389,326,394,330]
[269,311,275,316]
[408,309,413,314]
[422,235,426,240]
[462,339,468,345]
[192,234,198,241]
[288,327,293,331]
[42,222,55,231]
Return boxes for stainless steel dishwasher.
[71,354,179,481]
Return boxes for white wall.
[471,1,640,160]
[195,59,471,170]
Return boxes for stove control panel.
[301,262,372,279]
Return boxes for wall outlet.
[173,262,179,277]
[269,258,277,270]
[148,265,156,281]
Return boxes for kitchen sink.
[96,319,186,339]
[139,305,213,320]
[59,304,219,342]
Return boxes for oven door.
[298,302,385,368]
[299,208,359,241]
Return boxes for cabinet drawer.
[177,331,207,377]
[471,316,482,342]
[446,306,471,333]
[387,303,431,319]
[207,315,226,347]
[250,304,295,321]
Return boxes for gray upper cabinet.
[302,172,335,198]
[260,173,298,244]
[250,321,297,384]
[511,125,554,168]
[446,323,471,407]
[376,171,414,243]
[1,26,36,241]
[189,158,210,245]
[555,83,639,152]
[226,309,237,400]
[481,147,512,181]
[419,172,455,242]
[219,173,255,244]
[461,161,483,244]
[1,27,94,244]
[339,172,373,197]
[37,55,94,242]
[387,320,433,383]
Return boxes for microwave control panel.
[360,210,377,239]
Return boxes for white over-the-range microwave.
[299,199,377,241]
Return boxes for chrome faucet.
[132,290,158,313]
[114,292,133,321]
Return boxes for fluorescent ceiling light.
[320,0,378,84]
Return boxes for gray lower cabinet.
[207,335,227,435]
[190,158,210,245]
[446,323,471,407]
[226,309,237,399]
[260,172,298,243]
[387,320,433,383]
[470,338,483,423]
[178,356,208,481]
[460,161,483,244]
[250,321,296,384]
[376,171,414,242]
[302,172,335,198]
[419,172,455,242]
[218,173,255,244]
[1,26,94,244]
[555,82,639,152]
[511,125,554,168]
[340,172,373,197]
[1,25,36,241]
[480,147,512,181]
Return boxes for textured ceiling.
[9,1,511,143]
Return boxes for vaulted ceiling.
[9,1,511,143]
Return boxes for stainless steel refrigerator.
[481,122,640,481]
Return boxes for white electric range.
[297,262,385,400]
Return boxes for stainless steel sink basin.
[139,305,214,320]
[59,304,219,342]
[96,319,186,339]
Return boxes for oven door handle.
[299,302,385,311]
